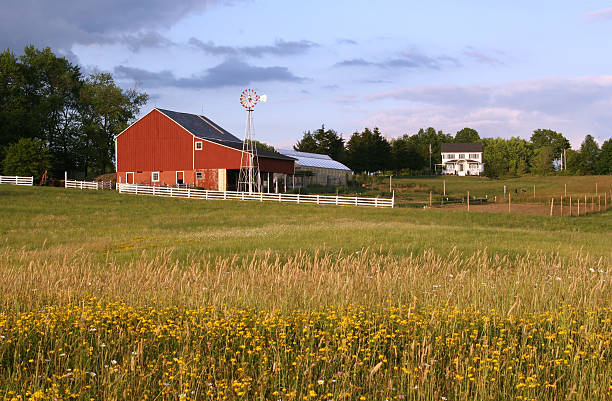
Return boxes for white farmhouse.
[440,143,484,176]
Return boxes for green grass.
[0,183,611,400]
[387,175,612,206]
[1,185,611,264]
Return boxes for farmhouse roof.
[277,149,352,171]
[441,142,483,152]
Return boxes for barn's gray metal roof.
[441,142,483,152]
[277,149,351,171]
[157,108,242,142]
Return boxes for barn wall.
[194,141,244,169]
[257,157,294,174]
[116,109,194,172]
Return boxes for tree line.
[294,126,612,177]
[1,46,148,181]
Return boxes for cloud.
[335,50,459,70]
[463,46,505,66]
[349,76,612,146]
[121,31,176,52]
[586,8,612,20]
[188,38,318,57]
[0,0,228,53]
[114,59,305,88]
[337,38,358,45]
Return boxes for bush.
[2,138,52,181]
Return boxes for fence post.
[533,185,536,199]
[577,199,580,216]
[508,192,511,213]
[317,194,320,205]
[375,197,378,208]
[430,191,432,207]
[569,197,572,216]
[560,196,563,217]
[188,188,191,199]
[550,198,554,216]
[279,193,281,202]
[135,185,138,195]
[205,190,208,200]
[79,181,83,189]
[467,191,470,211]
[598,195,601,211]
[153,186,156,196]
[336,195,339,205]
[297,194,300,204]
[260,192,263,202]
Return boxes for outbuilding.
[277,149,352,187]
[115,108,294,191]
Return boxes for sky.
[2,0,612,148]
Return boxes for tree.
[578,135,600,175]
[595,139,612,174]
[530,129,570,170]
[564,149,583,175]
[294,125,345,161]
[345,127,391,173]
[79,72,148,175]
[530,146,555,175]
[454,128,480,143]
[252,140,275,152]
[294,131,317,153]
[481,138,507,178]
[0,46,82,174]
[2,138,52,181]
[390,135,425,173]
[405,127,453,171]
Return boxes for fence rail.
[117,183,394,208]
[65,179,100,190]
[0,175,33,186]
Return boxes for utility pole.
[429,143,432,175]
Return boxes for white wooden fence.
[65,179,100,190]
[117,183,394,208]
[0,175,33,186]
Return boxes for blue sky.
[2,0,612,147]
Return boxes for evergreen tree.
[345,127,391,173]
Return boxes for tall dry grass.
[2,246,609,314]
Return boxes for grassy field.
[384,175,612,207]
[0,184,610,400]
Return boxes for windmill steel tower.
[238,89,265,193]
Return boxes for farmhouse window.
[446,153,455,159]
[196,172,203,180]
[152,172,160,182]
[469,163,479,169]
[195,141,203,150]
[469,153,479,159]
[459,154,465,159]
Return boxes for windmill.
[238,89,267,193]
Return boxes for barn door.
[176,171,184,185]
[126,172,134,184]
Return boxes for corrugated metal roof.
[441,142,483,152]
[277,149,351,171]
[157,108,242,142]
[212,140,295,161]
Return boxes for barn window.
[195,141,203,150]
[196,172,203,180]
[152,172,160,182]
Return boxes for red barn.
[115,108,294,191]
